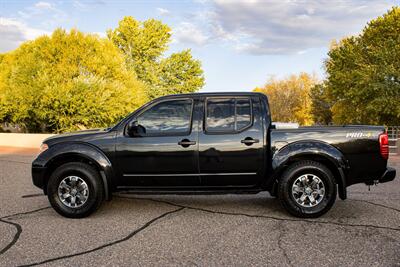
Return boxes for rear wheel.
[278,160,337,218]
[47,162,104,218]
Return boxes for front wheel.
[47,162,104,218]
[278,160,337,218]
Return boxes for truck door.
[116,97,200,187]
[198,96,264,187]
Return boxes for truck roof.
[158,91,266,99]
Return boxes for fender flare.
[37,142,114,200]
[270,141,348,200]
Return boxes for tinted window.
[206,98,252,133]
[206,99,235,132]
[236,98,251,130]
[137,99,192,135]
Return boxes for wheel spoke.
[315,189,324,195]
[70,177,77,186]
[310,179,318,188]
[70,196,76,205]
[308,195,315,204]
[77,184,87,192]
[59,181,70,190]
[292,185,302,193]
[300,176,307,186]
[77,193,87,202]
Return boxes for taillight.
[379,133,389,160]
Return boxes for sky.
[0,0,398,92]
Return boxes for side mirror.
[127,120,146,137]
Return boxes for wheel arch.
[40,142,114,200]
[269,141,348,200]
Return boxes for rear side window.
[206,98,252,133]
[236,98,251,130]
[206,99,235,132]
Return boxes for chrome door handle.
[178,139,196,148]
[241,137,259,146]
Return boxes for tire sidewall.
[47,163,103,218]
[279,162,337,217]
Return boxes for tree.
[254,73,317,125]
[310,83,332,125]
[0,29,147,133]
[107,16,205,99]
[324,7,400,125]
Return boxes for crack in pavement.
[349,199,400,213]
[17,207,184,267]
[277,221,293,267]
[0,218,22,256]
[189,215,245,263]
[115,195,400,232]
[350,191,400,196]
[1,207,51,220]
[2,195,399,266]
[0,207,51,256]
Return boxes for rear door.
[198,96,264,187]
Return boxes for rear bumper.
[379,167,396,183]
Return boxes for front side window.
[136,99,192,136]
[206,97,252,133]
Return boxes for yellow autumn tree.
[0,29,147,133]
[254,73,317,125]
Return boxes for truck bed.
[271,125,387,186]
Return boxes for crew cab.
[31,92,396,218]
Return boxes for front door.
[198,96,264,187]
[116,98,199,188]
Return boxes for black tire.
[47,162,104,218]
[278,160,337,218]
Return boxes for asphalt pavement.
[0,152,399,266]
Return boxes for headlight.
[39,143,49,153]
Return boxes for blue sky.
[0,0,398,92]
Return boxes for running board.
[115,187,263,195]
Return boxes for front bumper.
[379,167,396,183]
[32,161,47,190]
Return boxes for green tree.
[107,16,205,99]
[254,73,317,125]
[310,83,332,125]
[324,7,400,125]
[0,29,147,133]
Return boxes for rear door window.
[236,98,251,130]
[206,97,252,133]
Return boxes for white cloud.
[15,1,68,28]
[73,0,88,10]
[209,0,395,54]
[174,22,209,46]
[157,7,170,16]
[0,17,49,52]
[34,1,54,10]
[193,0,210,4]
[209,21,237,42]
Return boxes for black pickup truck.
[32,92,396,218]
